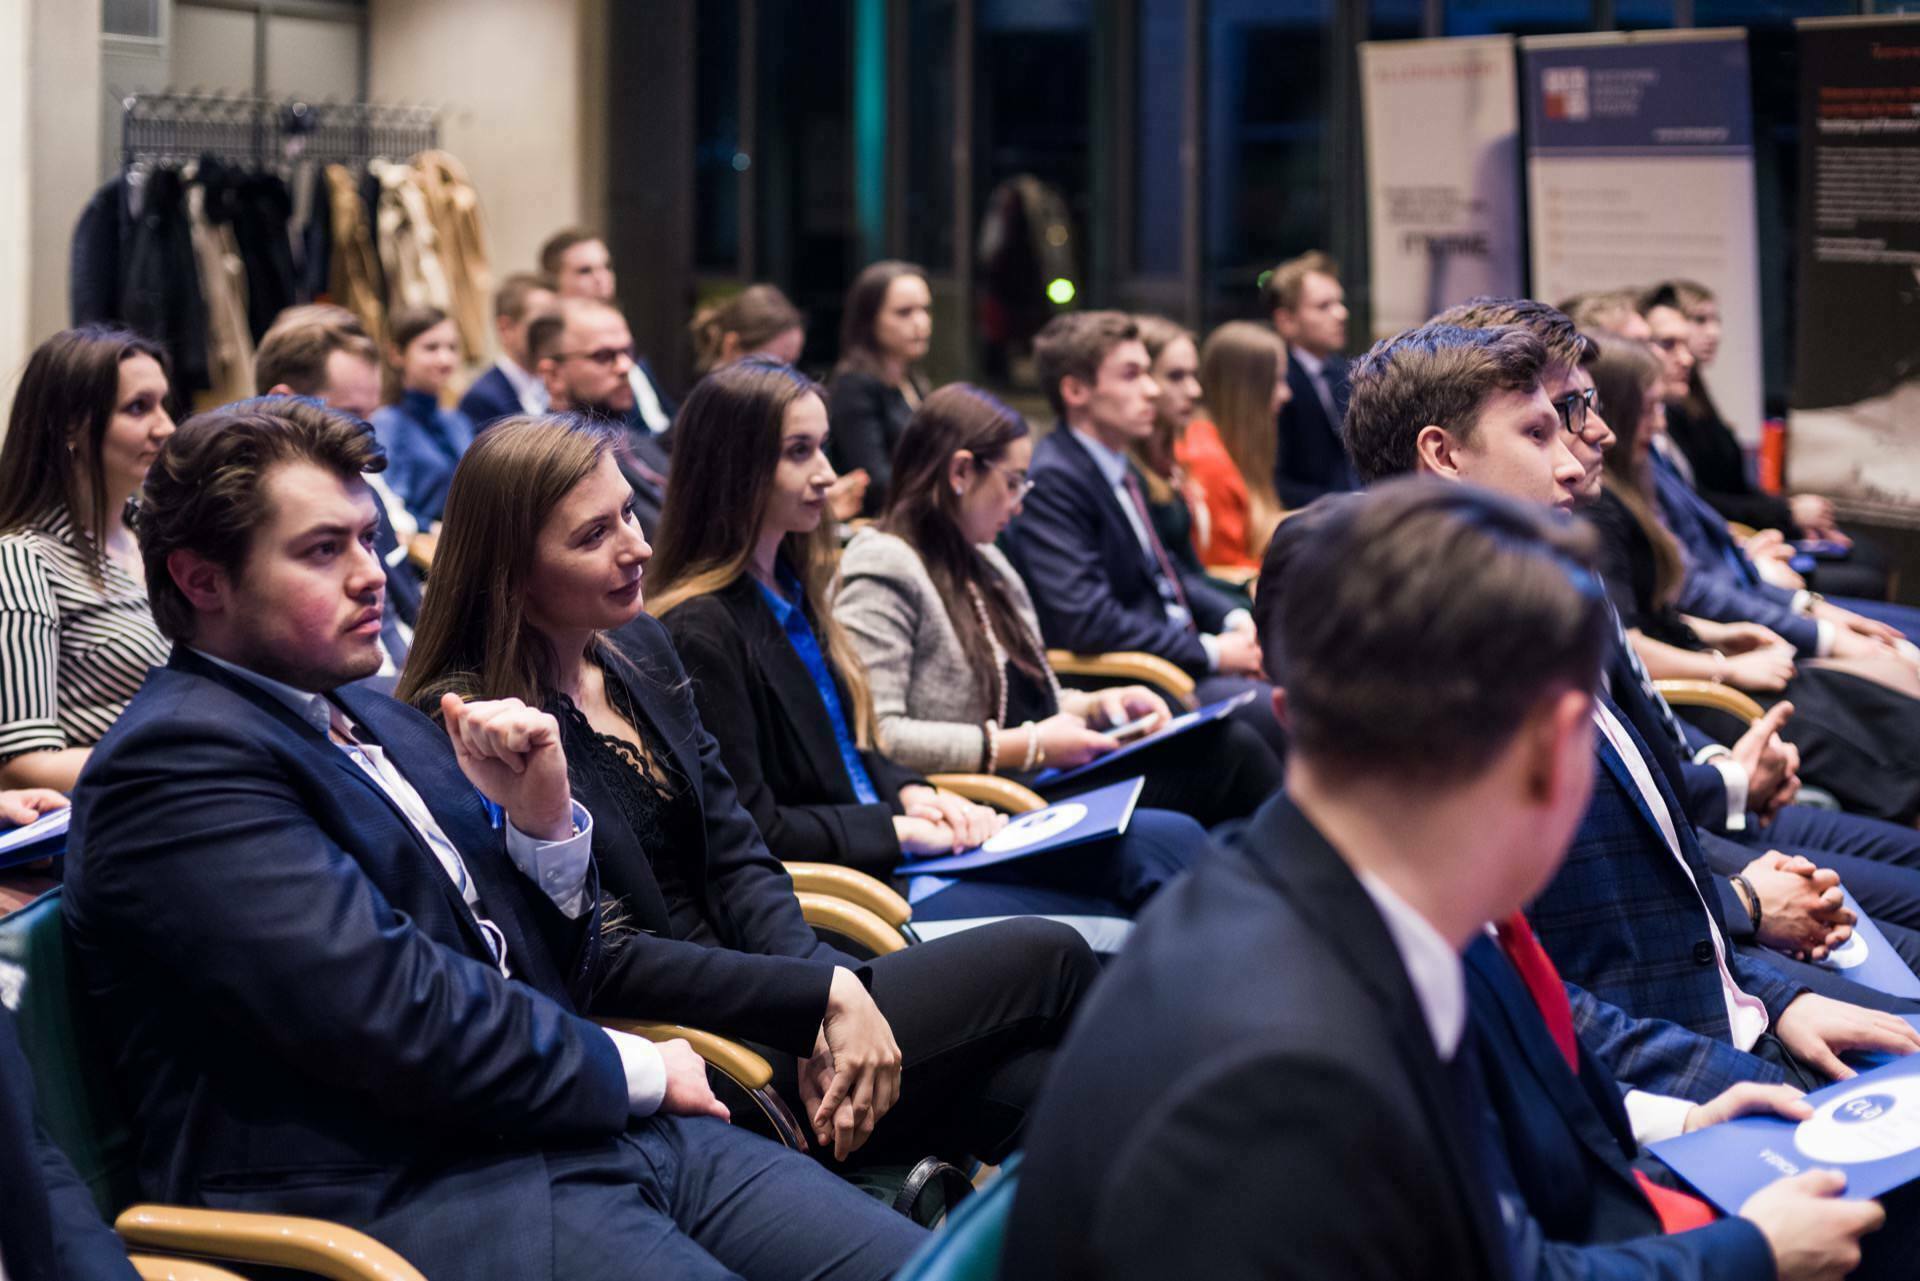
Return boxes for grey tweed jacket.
[834,527,1047,774]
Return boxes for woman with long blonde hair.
[1176,321,1290,569]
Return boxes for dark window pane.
[1370,0,1425,39]
[1444,0,1586,36]
[694,0,741,272]
[1134,0,1186,275]
[907,0,958,270]
[1695,0,1856,22]
[1615,0,1674,29]
[1205,0,1329,320]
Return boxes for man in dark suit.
[63,399,925,1281]
[1007,310,1285,756]
[1339,320,1920,1099]
[1005,478,1613,1278]
[1264,250,1357,507]
[533,297,674,537]
[458,271,558,429]
[540,227,679,434]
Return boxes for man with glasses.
[539,227,677,437]
[530,297,672,535]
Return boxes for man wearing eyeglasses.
[530,297,672,536]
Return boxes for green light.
[1047,277,1077,306]
[1256,268,1274,288]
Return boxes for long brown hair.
[0,326,170,579]
[646,358,876,743]
[878,383,1048,709]
[395,415,622,710]
[1590,339,1687,608]
[690,284,805,373]
[1132,314,1196,504]
[833,259,929,390]
[1199,320,1286,549]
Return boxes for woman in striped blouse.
[0,327,175,791]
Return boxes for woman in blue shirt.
[372,305,476,526]
[647,357,1212,954]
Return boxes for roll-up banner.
[1359,35,1525,343]
[1788,16,1920,520]
[1521,30,1767,445]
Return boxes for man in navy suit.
[1337,320,1920,1100]
[63,399,924,1280]
[458,271,558,429]
[1007,310,1285,755]
[1007,478,1609,1278]
[1264,250,1357,507]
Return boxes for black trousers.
[765,916,1099,1167]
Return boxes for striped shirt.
[0,506,170,762]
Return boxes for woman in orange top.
[1175,321,1290,569]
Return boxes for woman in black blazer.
[400,413,1097,1166]
[648,358,1214,957]
[825,261,932,515]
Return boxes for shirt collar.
[1355,867,1467,1060]
[1293,346,1328,380]
[1069,426,1132,488]
[752,561,807,627]
[497,355,541,398]
[192,648,334,737]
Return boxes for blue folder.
[895,776,1145,876]
[0,807,68,870]
[1815,888,1920,1000]
[1030,690,1257,787]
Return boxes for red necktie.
[1120,470,1196,630]
[1494,912,1716,1235]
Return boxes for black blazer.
[1273,354,1356,509]
[1663,401,1794,535]
[825,368,916,515]
[576,614,862,1055]
[64,650,627,1281]
[457,364,526,430]
[0,1002,137,1281]
[1002,792,1511,1280]
[1008,427,1240,675]
[1465,937,1774,1281]
[657,578,922,881]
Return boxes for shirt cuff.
[1705,756,1750,832]
[603,1027,668,1117]
[1792,590,1813,615]
[505,800,595,918]
[1223,608,1253,633]
[1624,1089,1696,1145]
[1814,620,1835,658]
[1198,632,1222,673]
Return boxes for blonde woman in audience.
[0,327,173,793]
[1176,321,1290,570]
[836,382,1282,827]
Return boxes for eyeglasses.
[1553,386,1599,437]
[983,460,1036,499]
[551,345,636,368]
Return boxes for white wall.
[369,0,606,287]
[22,0,105,361]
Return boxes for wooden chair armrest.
[1726,521,1759,541]
[795,892,909,956]
[129,1256,253,1280]
[406,529,437,573]
[783,862,912,929]
[1203,564,1259,586]
[926,773,1047,814]
[115,1206,427,1281]
[596,1019,775,1091]
[1653,679,1765,725]
[1045,650,1199,709]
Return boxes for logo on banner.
[1796,1078,1920,1163]
[1543,66,1590,121]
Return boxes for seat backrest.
[893,1155,1021,1281]
[0,889,142,1217]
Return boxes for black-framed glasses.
[1553,386,1599,437]
[552,345,636,368]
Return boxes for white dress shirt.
[195,651,666,1114]
[497,354,550,415]
[1592,700,1770,1055]
[1357,868,1466,1061]
[630,364,672,434]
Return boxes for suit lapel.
[1049,428,1159,595]
[718,579,852,798]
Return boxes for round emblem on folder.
[982,803,1088,854]
[1796,1079,1920,1164]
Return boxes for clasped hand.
[439,693,573,842]
[1747,851,1853,961]
[797,967,903,1160]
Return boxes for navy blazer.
[1009,427,1240,674]
[0,1001,138,1281]
[1273,354,1356,509]
[1003,792,1510,1280]
[64,650,629,1280]
[1466,938,1775,1281]
[1650,453,1819,655]
[1529,694,1801,1101]
[573,614,864,1055]
[457,363,527,430]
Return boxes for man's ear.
[1059,374,1093,412]
[1269,685,1290,731]
[167,549,230,617]
[1413,424,1463,480]
[267,383,295,397]
[1271,309,1298,344]
[1522,688,1594,808]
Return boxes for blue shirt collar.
[1069,426,1133,488]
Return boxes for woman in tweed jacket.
[836,384,1281,827]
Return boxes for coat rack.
[120,91,440,170]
